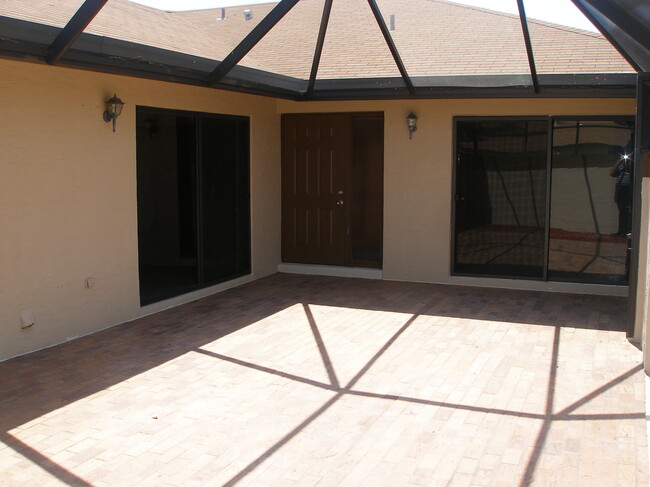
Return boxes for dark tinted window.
[454,121,548,278]
[136,108,250,305]
[549,120,634,284]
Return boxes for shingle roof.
[0,0,634,80]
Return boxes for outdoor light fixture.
[103,94,125,132]
[406,112,417,139]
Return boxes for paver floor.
[0,274,647,486]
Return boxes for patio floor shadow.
[0,273,646,486]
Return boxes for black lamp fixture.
[406,112,417,139]
[103,94,125,132]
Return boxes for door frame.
[629,73,650,338]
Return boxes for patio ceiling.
[0,0,647,100]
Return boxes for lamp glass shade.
[406,113,417,130]
[107,95,125,117]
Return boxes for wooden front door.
[282,114,349,265]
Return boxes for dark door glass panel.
[200,116,251,282]
[136,112,198,304]
[350,116,383,267]
[454,121,548,278]
[136,108,250,305]
[549,120,634,284]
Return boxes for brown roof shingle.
[0,0,634,79]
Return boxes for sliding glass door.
[136,107,250,305]
[454,120,548,278]
[549,120,634,284]
[200,116,250,283]
[453,117,633,285]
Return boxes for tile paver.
[0,273,646,486]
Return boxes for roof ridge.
[126,0,279,14]
[129,0,602,41]
[421,0,604,40]
[526,17,602,39]
[121,0,176,14]
[120,0,211,32]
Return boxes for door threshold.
[278,263,382,280]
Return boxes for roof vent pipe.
[389,14,395,31]
[218,8,225,20]
[244,9,253,21]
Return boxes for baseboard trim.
[278,263,383,280]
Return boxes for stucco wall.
[0,56,638,362]
[0,59,281,361]
[639,176,650,362]
[276,97,635,295]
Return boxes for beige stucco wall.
[639,176,650,365]
[277,97,635,295]
[0,59,281,361]
[0,56,638,361]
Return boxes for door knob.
[337,200,344,206]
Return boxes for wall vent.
[244,10,253,21]
[217,8,225,21]
[390,14,395,31]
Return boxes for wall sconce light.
[406,112,417,139]
[103,94,125,132]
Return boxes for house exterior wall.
[0,59,281,361]
[0,55,639,362]
[640,177,650,363]
[276,97,635,295]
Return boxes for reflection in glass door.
[453,117,634,285]
[454,120,548,278]
[549,120,634,284]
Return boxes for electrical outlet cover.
[20,310,35,328]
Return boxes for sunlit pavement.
[0,274,646,486]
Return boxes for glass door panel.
[136,112,199,305]
[549,120,634,284]
[137,108,250,305]
[200,116,250,283]
[454,120,548,278]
